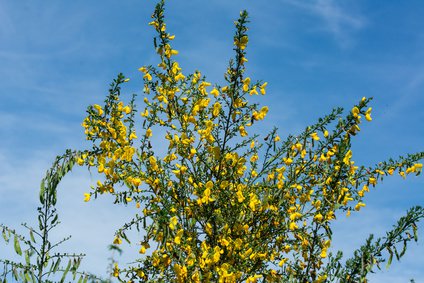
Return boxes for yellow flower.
[83,193,91,202]
[140,109,149,117]
[324,130,329,137]
[260,82,267,95]
[139,245,146,254]
[289,222,298,231]
[315,274,327,283]
[365,107,372,121]
[246,274,262,283]
[354,202,366,211]
[93,104,103,116]
[205,222,213,235]
[252,106,269,121]
[249,87,258,95]
[314,213,323,222]
[250,154,259,163]
[239,125,248,137]
[143,73,152,81]
[169,216,178,230]
[136,270,145,278]
[249,193,260,211]
[175,72,185,81]
[310,132,320,141]
[129,132,137,140]
[236,190,245,202]
[212,102,221,117]
[113,263,119,277]
[173,264,187,282]
[138,66,148,73]
[278,258,288,267]
[343,150,352,165]
[132,177,141,187]
[113,236,122,245]
[234,35,248,50]
[123,106,131,114]
[200,181,214,204]
[174,229,184,245]
[77,157,84,166]
[210,88,219,97]
[283,157,293,166]
[351,106,360,118]
[146,128,152,138]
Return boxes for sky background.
[0,0,423,281]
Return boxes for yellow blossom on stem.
[113,236,122,245]
[365,107,372,121]
[145,128,152,138]
[234,35,248,50]
[83,193,91,202]
[310,132,320,141]
[169,216,178,230]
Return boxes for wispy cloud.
[0,2,15,37]
[282,0,365,48]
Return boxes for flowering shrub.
[2,1,423,282]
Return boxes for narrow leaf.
[60,259,72,282]
[29,229,36,243]
[14,235,22,256]
[2,229,8,242]
[53,257,61,273]
[39,181,45,204]
[25,250,30,265]
[386,250,393,269]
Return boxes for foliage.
[76,1,424,282]
[0,150,93,282]
[2,0,424,282]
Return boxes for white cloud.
[282,0,365,48]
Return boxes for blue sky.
[0,0,423,281]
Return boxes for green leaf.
[51,214,58,225]
[386,249,393,269]
[73,257,81,272]
[60,259,72,282]
[24,271,31,283]
[29,229,36,243]
[52,257,61,273]
[14,234,22,256]
[413,224,418,241]
[12,267,18,280]
[2,229,8,243]
[25,250,30,265]
[30,271,36,283]
[39,181,45,204]
[38,215,44,231]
